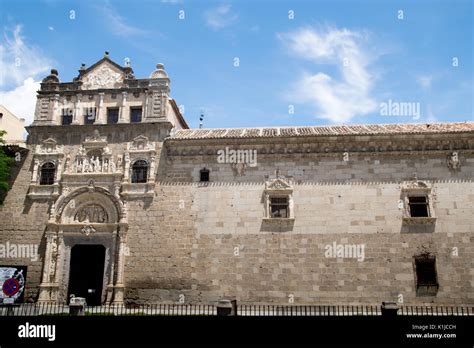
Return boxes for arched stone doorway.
[37,185,128,305]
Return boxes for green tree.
[0,130,14,201]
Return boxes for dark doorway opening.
[67,244,106,306]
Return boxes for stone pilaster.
[119,92,128,123]
[37,230,59,303]
[96,92,105,124]
[52,94,60,124]
[72,94,81,125]
[113,226,128,304]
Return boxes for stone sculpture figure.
[95,156,101,172]
[447,152,461,171]
[110,159,116,173]
[83,158,89,173]
[76,159,82,173]
[117,155,123,169]
[90,157,96,172]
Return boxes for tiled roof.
[168,122,474,140]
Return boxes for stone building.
[0,53,473,306]
[0,105,26,147]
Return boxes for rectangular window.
[270,197,288,218]
[200,168,209,182]
[107,108,119,124]
[61,109,73,125]
[130,107,142,123]
[415,256,439,296]
[83,107,96,124]
[409,196,429,217]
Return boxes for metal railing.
[237,304,382,316]
[0,303,216,316]
[0,303,472,316]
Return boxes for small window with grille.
[270,197,289,218]
[408,196,429,217]
[200,168,209,182]
[131,160,148,183]
[40,162,56,185]
[414,255,439,296]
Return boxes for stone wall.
[121,137,474,305]
[1,127,473,305]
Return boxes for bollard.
[216,299,237,316]
[381,301,398,318]
[69,297,86,316]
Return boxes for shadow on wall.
[0,146,29,204]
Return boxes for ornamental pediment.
[35,138,63,155]
[265,178,293,192]
[84,130,108,148]
[81,61,124,90]
[128,135,155,152]
[402,175,432,192]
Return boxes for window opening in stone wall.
[40,162,56,185]
[414,255,439,296]
[62,108,73,125]
[408,196,429,217]
[107,107,119,124]
[130,107,142,123]
[131,160,148,183]
[200,168,209,182]
[270,197,288,218]
[84,107,97,124]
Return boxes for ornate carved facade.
[0,53,473,306]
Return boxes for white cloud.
[0,78,40,126]
[98,1,149,37]
[205,4,238,30]
[0,25,52,126]
[280,26,377,123]
[416,75,432,90]
[0,25,52,88]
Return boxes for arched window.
[40,162,56,185]
[131,160,148,183]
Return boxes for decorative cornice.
[168,122,474,140]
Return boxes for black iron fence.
[0,303,472,317]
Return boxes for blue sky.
[0,0,472,128]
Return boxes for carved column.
[55,160,62,184]
[52,94,60,124]
[144,92,149,120]
[119,92,128,123]
[72,94,81,125]
[31,159,39,184]
[289,194,294,218]
[160,91,167,118]
[149,155,156,183]
[123,152,130,181]
[113,226,128,304]
[106,229,118,303]
[38,230,59,303]
[52,230,63,301]
[96,92,105,124]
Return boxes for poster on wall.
[0,266,27,304]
